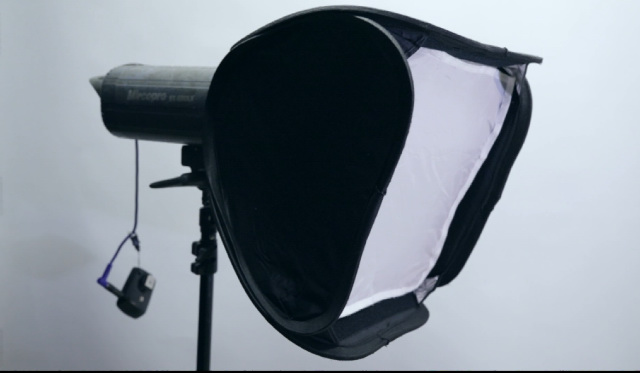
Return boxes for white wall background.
[0,0,638,370]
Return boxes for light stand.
[150,145,216,370]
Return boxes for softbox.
[201,7,541,360]
[92,6,542,362]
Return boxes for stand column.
[192,190,218,371]
[150,145,217,371]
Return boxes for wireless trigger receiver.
[116,267,156,318]
[97,140,155,318]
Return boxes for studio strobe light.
[90,6,542,368]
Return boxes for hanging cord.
[98,140,141,286]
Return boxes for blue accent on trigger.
[98,263,113,287]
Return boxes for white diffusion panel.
[341,48,516,317]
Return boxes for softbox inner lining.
[341,47,518,318]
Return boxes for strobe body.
[91,64,215,144]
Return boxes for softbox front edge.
[203,11,414,336]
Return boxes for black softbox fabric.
[202,6,542,360]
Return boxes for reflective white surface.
[344,49,516,317]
